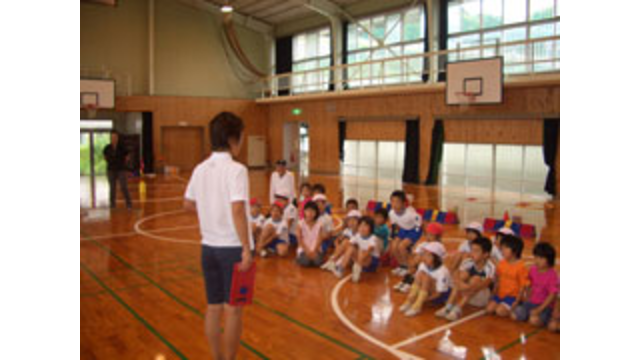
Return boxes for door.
[161,126,205,172]
[283,122,300,170]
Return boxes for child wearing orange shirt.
[486,235,528,317]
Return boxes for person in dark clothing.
[103,131,132,209]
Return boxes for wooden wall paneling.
[161,126,204,171]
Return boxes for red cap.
[273,201,285,210]
[426,222,444,236]
[250,198,260,206]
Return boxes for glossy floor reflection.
[81,170,559,359]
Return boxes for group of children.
[249,185,560,333]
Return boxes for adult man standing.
[269,159,296,204]
[184,112,254,360]
[103,131,132,209]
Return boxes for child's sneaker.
[393,281,404,291]
[260,250,268,258]
[404,307,421,317]
[321,260,335,271]
[396,267,409,277]
[332,266,344,279]
[435,306,450,318]
[352,264,362,283]
[399,302,412,313]
[445,307,462,321]
[391,267,402,276]
[399,282,412,293]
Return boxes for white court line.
[330,276,424,360]
[390,310,486,349]
[133,209,201,245]
[81,224,198,241]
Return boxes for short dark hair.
[346,198,359,209]
[374,208,389,221]
[303,201,320,221]
[312,183,326,194]
[276,159,287,166]
[501,235,524,259]
[533,242,556,267]
[358,216,375,235]
[390,190,407,203]
[472,237,493,254]
[209,112,244,151]
[300,182,312,191]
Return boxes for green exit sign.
[292,108,302,116]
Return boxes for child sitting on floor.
[312,183,332,214]
[448,222,484,270]
[314,194,337,253]
[296,201,326,267]
[394,222,444,293]
[330,216,380,282]
[374,208,390,255]
[256,202,289,257]
[487,235,528,317]
[249,198,265,243]
[389,190,423,278]
[491,227,514,262]
[322,209,361,271]
[436,237,496,321]
[399,242,451,317]
[297,182,313,219]
[512,242,559,327]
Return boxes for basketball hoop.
[83,104,98,119]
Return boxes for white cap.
[497,227,515,236]
[417,242,447,258]
[346,210,362,218]
[312,194,327,202]
[465,221,484,234]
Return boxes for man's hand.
[238,249,253,272]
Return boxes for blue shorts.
[201,245,242,305]
[289,234,298,246]
[363,256,380,273]
[397,228,422,243]
[267,239,288,251]
[513,302,553,325]
[492,295,517,309]
[321,236,336,253]
[432,289,452,305]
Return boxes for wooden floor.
[80,170,560,360]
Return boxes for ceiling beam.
[177,0,274,34]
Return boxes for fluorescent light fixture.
[221,5,233,13]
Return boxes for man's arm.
[232,201,253,272]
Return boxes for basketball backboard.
[446,57,503,106]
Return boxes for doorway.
[283,122,309,178]
[80,120,113,208]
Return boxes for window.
[440,142,548,197]
[292,27,332,94]
[341,140,405,204]
[346,6,425,88]
[448,0,560,74]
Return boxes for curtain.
[422,2,430,83]
[341,21,350,90]
[142,111,154,174]
[275,36,293,96]
[402,119,421,184]
[543,119,560,196]
[338,120,346,162]
[438,0,448,82]
[425,120,444,185]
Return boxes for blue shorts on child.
[362,256,380,273]
[397,228,421,242]
[267,239,288,251]
[432,289,452,306]
[513,302,553,325]
[492,295,517,308]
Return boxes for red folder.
[229,262,256,306]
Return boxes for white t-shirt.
[350,234,381,258]
[264,218,289,243]
[418,264,451,293]
[284,203,298,235]
[319,213,334,235]
[459,258,496,280]
[389,207,422,231]
[185,152,253,249]
[250,214,265,228]
[269,171,296,203]
[341,228,355,240]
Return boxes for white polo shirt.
[389,207,422,231]
[418,264,451,293]
[350,234,381,258]
[185,152,254,249]
[264,218,289,243]
[269,170,296,203]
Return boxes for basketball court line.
[82,231,373,359]
[81,224,199,241]
[80,262,188,360]
[390,310,486,349]
[331,276,423,360]
[80,231,269,359]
